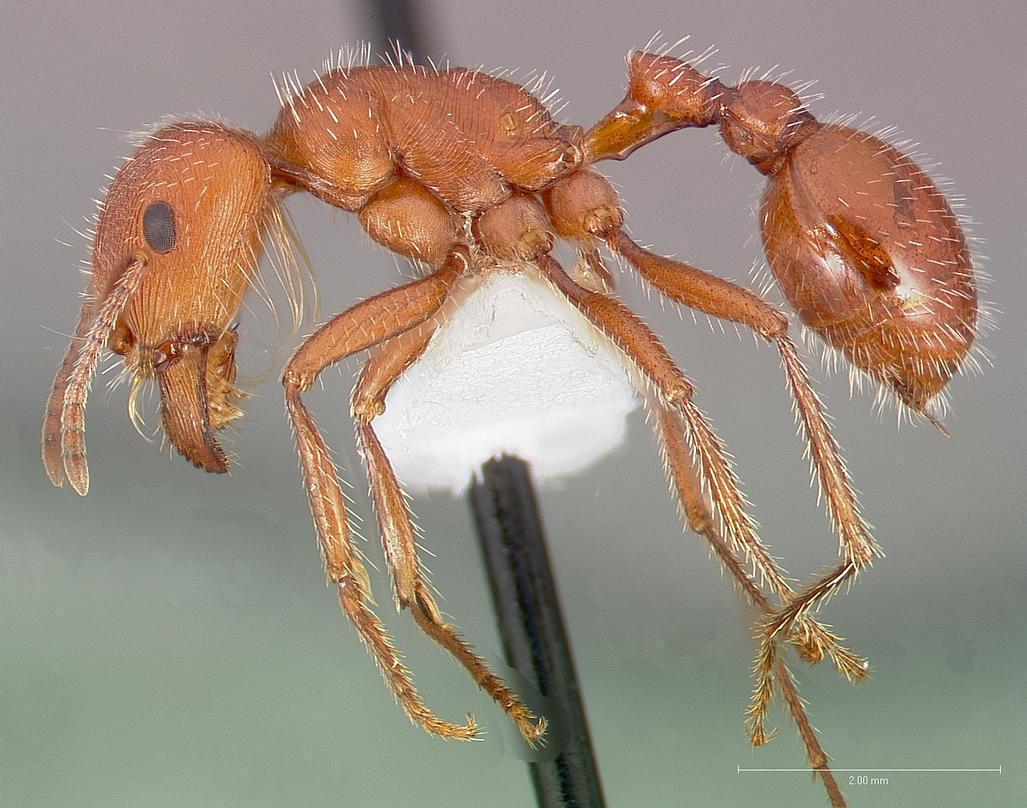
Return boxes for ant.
[41,41,980,807]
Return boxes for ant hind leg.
[654,404,848,807]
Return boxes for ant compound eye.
[142,201,176,253]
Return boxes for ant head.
[91,122,273,472]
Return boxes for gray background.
[2,1,1025,806]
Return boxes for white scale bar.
[738,766,1002,773]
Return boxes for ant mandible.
[41,41,979,808]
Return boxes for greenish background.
[3,2,1024,806]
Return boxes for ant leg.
[350,320,438,427]
[284,248,477,740]
[283,247,467,391]
[351,320,547,744]
[537,259,793,618]
[352,339,547,743]
[609,233,875,731]
[656,402,866,674]
[581,50,880,620]
[538,257,866,734]
[610,239,878,578]
[774,657,848,808]
[543,173,867,596]
[286,387,474,740]
[655,405,847,807]
[609,231,790,340]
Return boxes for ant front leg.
[283,248,477,740]
[351,324,548,746]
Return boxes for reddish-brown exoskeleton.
[43,43,981,807]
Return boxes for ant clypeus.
[42,41,980,807]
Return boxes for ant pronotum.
[42,41,980,807]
